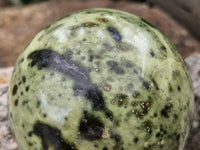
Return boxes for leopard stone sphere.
[8,8,194,150]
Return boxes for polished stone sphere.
[8,8,194,150]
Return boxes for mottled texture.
[8,8,194,150]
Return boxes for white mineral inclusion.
[39,92,72,125]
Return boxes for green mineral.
[8,8,194,150]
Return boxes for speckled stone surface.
[8,8,194,150]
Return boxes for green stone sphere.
[8,8,194,150]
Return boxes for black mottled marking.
[37,100,41,108]
[28,49,107,111]
[10,113,13,118]
[143,120,153,134]
[22,100,28,106]
[105,110,114,121]
[134,137,139,143]
[151,78,159,90]
[132,91,140,98]
[89,55,94,62]
[85,88,106,110]
[12,85,18,95]
[25,86,29,92]
[14,99,18,106]
[106,61,124,75]
[160,103,173,118]
[168,83,173,92]
[107,27,122,41]
[161,46,167,52]
[173,113,178,119]
[149,49,155,57]
[22,76,26,83]
[140,77,150,90]
[111,133,121,143]
[177,86,181,91]
[33,122,76,150]
[28,131,32,137]
[103,147,108,150]
[79,111,104,140]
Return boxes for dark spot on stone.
[106,61,124,75]
[89,55,94,62]
[156,132,161,138]
[22,76,26,83]
[168,83,173,92]
[10,113,13,118]
[85,87,106,110]
[176,134,180,141]
[103,147,108,150]
[79,111,104,140]
[28,142,33,146]
[22,100,28,106]
[42,76,45,80]
[160,103,173,118]
[28,131,33,137]
[14,99,18,106]
[140,77,150,90]
[37,100,41,107]
[26,86,29,92]
[94,144,98,147]
[132,91,140,98]
[22,124,25,128]
[33,122,76,150]
[12,85,18,95]
[143,120,153,134]
[43,113,47,117]
[105,110,113,120]
[107,27,122,41]
[116,94,128,106]
[21,92,23,95]
[111,133,121,143]
[64,117,68,120]
[177,86,181,91]
[154,113,157,117]
[161,46,167,52]
[173,113,178,119]
[150,49,155,57]
[134,69,138,74]
[134,137,139,143]
[151,78,159,90]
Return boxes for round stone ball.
[8,8,194,150]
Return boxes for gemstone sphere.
[8,8,194,150]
